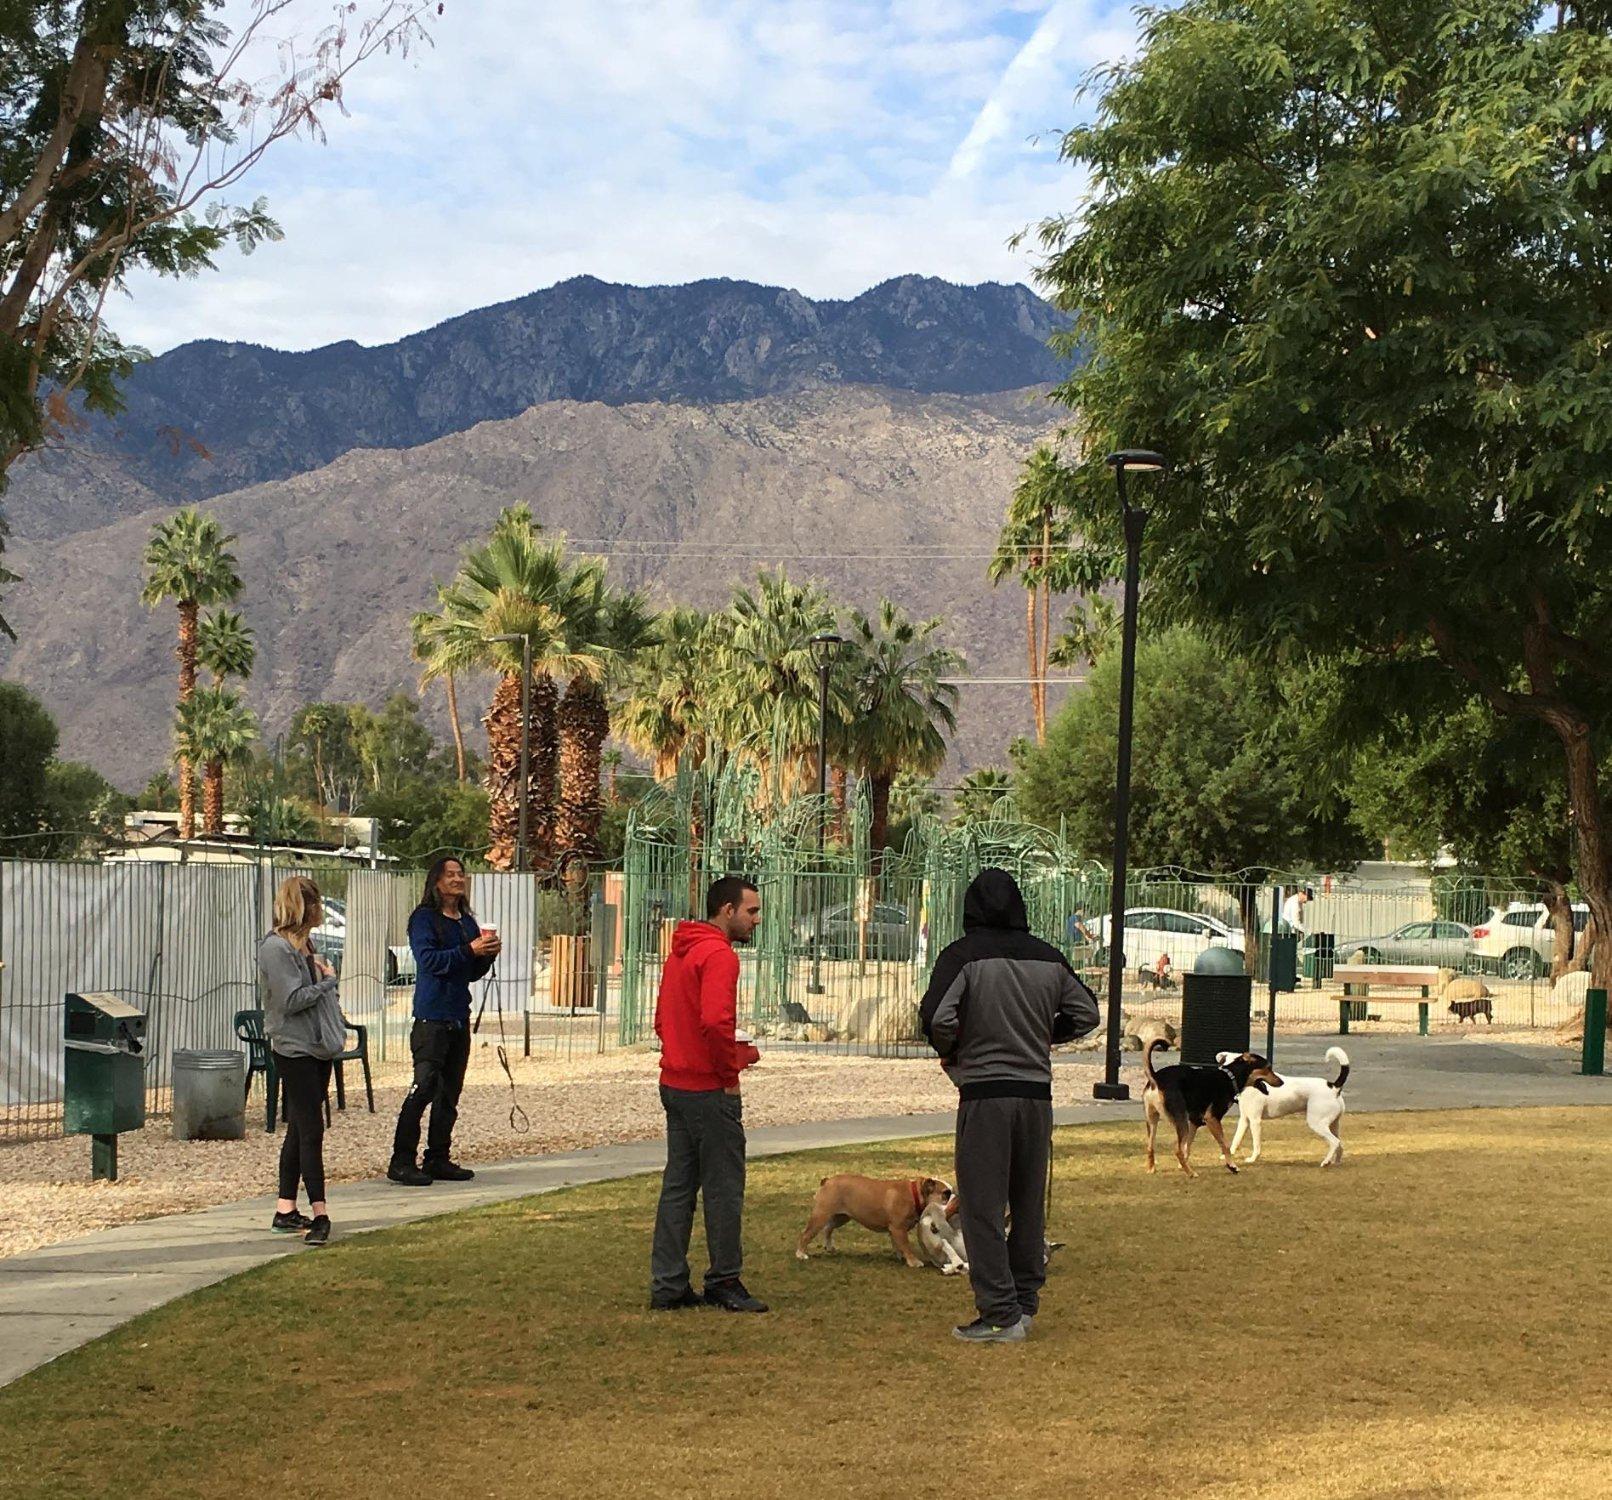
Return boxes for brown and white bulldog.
[795,1173,954,1268]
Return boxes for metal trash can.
[1179,952,1252,1066]
[171,1049,247,1141]
[64,991,147,1181]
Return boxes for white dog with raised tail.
[1220,1047,1350,1167]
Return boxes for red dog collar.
[909,1179,924,1216]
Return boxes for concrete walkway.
[2,1032,1605,1389]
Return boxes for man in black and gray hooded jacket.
[920,868,1100,1343]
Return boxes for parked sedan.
[793,902,915,961]
[1325,920,1473,968]
[1093,907,1245,971]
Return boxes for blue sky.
[119,0,1140,353]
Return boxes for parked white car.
[1470,902,1590,980]
[1093,907,1245,972]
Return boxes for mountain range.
[0,275,1077,788]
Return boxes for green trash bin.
[64,992,147,1181]
[1270,933,1299,992]
[1301,932,1337,983]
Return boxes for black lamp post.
[1093,449,1168,1102]
[808,632,845,996]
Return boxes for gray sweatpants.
[955,1095,1051,1326]
[650,1084,746,1298]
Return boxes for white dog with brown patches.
[915,1197,969,1275]
[1220,1047,1350,1167]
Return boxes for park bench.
[1331,964,1442,1036]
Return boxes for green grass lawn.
[4,1109,1611,1499]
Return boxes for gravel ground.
[0,1046,1103,1261]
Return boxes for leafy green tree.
[140,508,240,838]
[0,682,126,854]
[43,760,127,855]
[0,680,57,849]
[0,2,435,632]
[1347,696,1590,975]
[1029,0,1612,985]
[359,780,492,866]
[355,694,436,792]
[1015,631,1373,960]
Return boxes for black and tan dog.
[1142,1038,1280,1177]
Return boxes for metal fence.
[0,854,625,1143]
[0,839,1591,1144]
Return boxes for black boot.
[424,1157,475,1181]
[387,1159,433,1187]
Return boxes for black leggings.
[275,1052,333,1205]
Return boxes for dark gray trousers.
[955,1095,1051,1326]
[650,1084,746,1297]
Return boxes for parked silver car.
[1324,919,1473,968]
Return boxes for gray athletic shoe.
[952,1316,1027,1344]
[1019,1313,1035,1333]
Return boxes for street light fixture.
[808,632,846,997]
[490,632,533,874]
[1093,448,1168,1103]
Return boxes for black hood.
[963,868,1030,932]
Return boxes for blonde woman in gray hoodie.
[256,875,347,1246]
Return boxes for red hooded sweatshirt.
[656,921,742,1091]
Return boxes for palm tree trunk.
[484,672,522,871]
[831,764,849,843]
[1025,587,1042,745]
[556,677,609,865]
[203,758,224,835]
[531,672,559,876]
[1038,511,1052,739]
[445,672,468,782]
[177,598,198,839]
[870,773,892,876]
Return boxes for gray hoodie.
[919,869,1100,1099]
[256,933,347,1060]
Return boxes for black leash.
[473,960,529,1136]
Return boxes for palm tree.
[556,587,659,864]
[410,587,470,782]
[289,702,340,812]
[175,686,259,836]
[990,446,1079,744]
[617,606,713,780]
[423,507,597,872]
[955,766,1015,825]
[140,509,242,838]
[706,569,849,805]
[196,608,256,819]
[841,602,962,862]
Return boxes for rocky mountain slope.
[1,385,1070,788]
[5,275,1068,540]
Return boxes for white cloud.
[115,0,1137,352]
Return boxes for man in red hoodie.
[649,875,767,1313]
